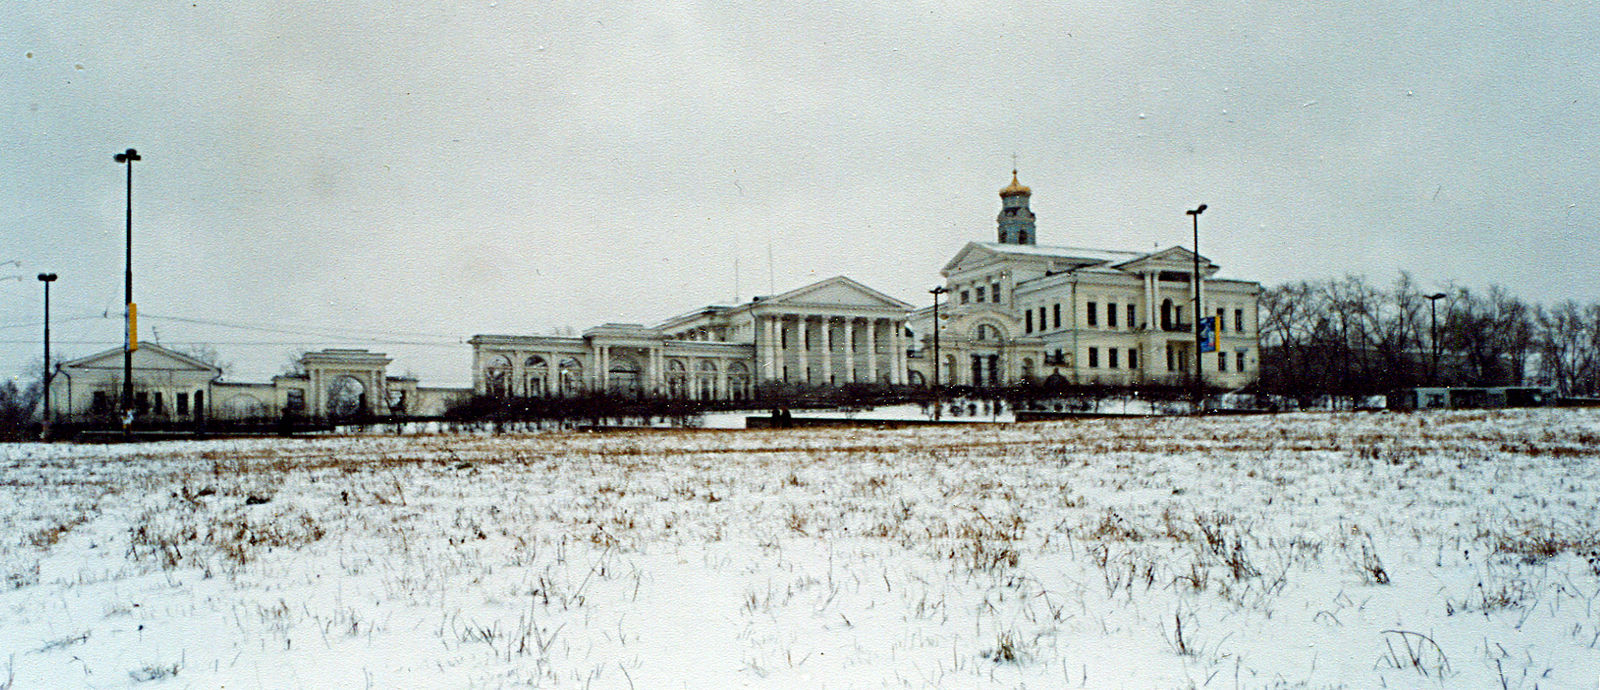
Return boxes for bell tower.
[997,170,1035,245]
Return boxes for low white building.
[46,344,466,422]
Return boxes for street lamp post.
[1426,292,1447,385]
[114,148,140,433]
[1186,204,1207,412]
[929,286,948,388]
[37,273,56,440]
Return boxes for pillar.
[546,352,559,395]
[821,317,833,385]
[845,318,857,383]
[797,316,810,384]
[866,319,878,383]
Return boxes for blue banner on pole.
[1200,317,1217,353]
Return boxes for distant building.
[469,172,1261,398]
[908,171,1262,389]
[469,276,915,399]
[46,344,465,423]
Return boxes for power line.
[138,312,465,341]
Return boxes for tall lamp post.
[114,148,140,432]
[37,273,56,440]
[1426,292,1447,385]
[1186,204,1207,411]
[929,286,948,388]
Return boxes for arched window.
[727,362,750,400]
[484,355,512,397]
[667,359,688,398]
[558,358,583,396]
[696,360,718,399]
[524,356,548,397]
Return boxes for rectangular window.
[1235,309,1244,333]
[1237,350,1247,371]
[1053,303,1061,329]
[975,286,986,303]
[135,391,149,416]
[1128,348,1138,369]
[1217,308,1227,333]
[1088,347,1099,368]
[177,392,189,416]
[1128,304,1137,330]
[960,290,969,304]
[1108,302,1118,328]
[1109,349,1119,369]
[1039,307,1047,331]
[153,392,164,415]
[1024,310,1033,333]
[1218,352,1228,372]
[1087,302,1098,327]
[991,283,1001,303]
[92,391,109,413]
[287,389,305,411]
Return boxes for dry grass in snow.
[2,409,1599,687]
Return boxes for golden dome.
[999,170,1031,197]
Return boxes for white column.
[893,320,906,384]
[821,317,833,385]
[546,352,559,395]
[717,359,728,399]
[510,353,524,396]
[797,316,810,384]
[866,319,878,383]
[599,346,610,392]
[845,318,857,383]
[760,316,773,381]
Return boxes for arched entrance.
[327,375,366,418]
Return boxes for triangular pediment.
[941,242,1001,275]
[61,342,222,375]
[761,276,913,310]
[1113,246,1218,273]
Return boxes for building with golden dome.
[466,170,1259,399]
[905,171,1262,389]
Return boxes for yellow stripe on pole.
[128,303,138,352]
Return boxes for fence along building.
[469,276,915,400]
[905,171,1261,389]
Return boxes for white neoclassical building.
[469,276,914,399]
[905,172,1261,389]
[471,173,1261,398]
[46,344,465,422]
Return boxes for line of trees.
[1260,273,1600,399]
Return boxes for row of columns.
[489,347,753,398]
[757,314,905,385]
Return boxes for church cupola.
[997,170,1036,245]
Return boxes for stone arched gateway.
[299,349,393,418]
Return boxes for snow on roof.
[972,242,1147,265]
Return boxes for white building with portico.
[469,276,913,399]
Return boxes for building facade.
[469,276,914,399]
[905,172,1261,389]
[47,344,464,422]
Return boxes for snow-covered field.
[3,410,1599,688]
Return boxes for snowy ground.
[2,409,1599,688]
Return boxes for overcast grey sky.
[5,3,1597,387]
